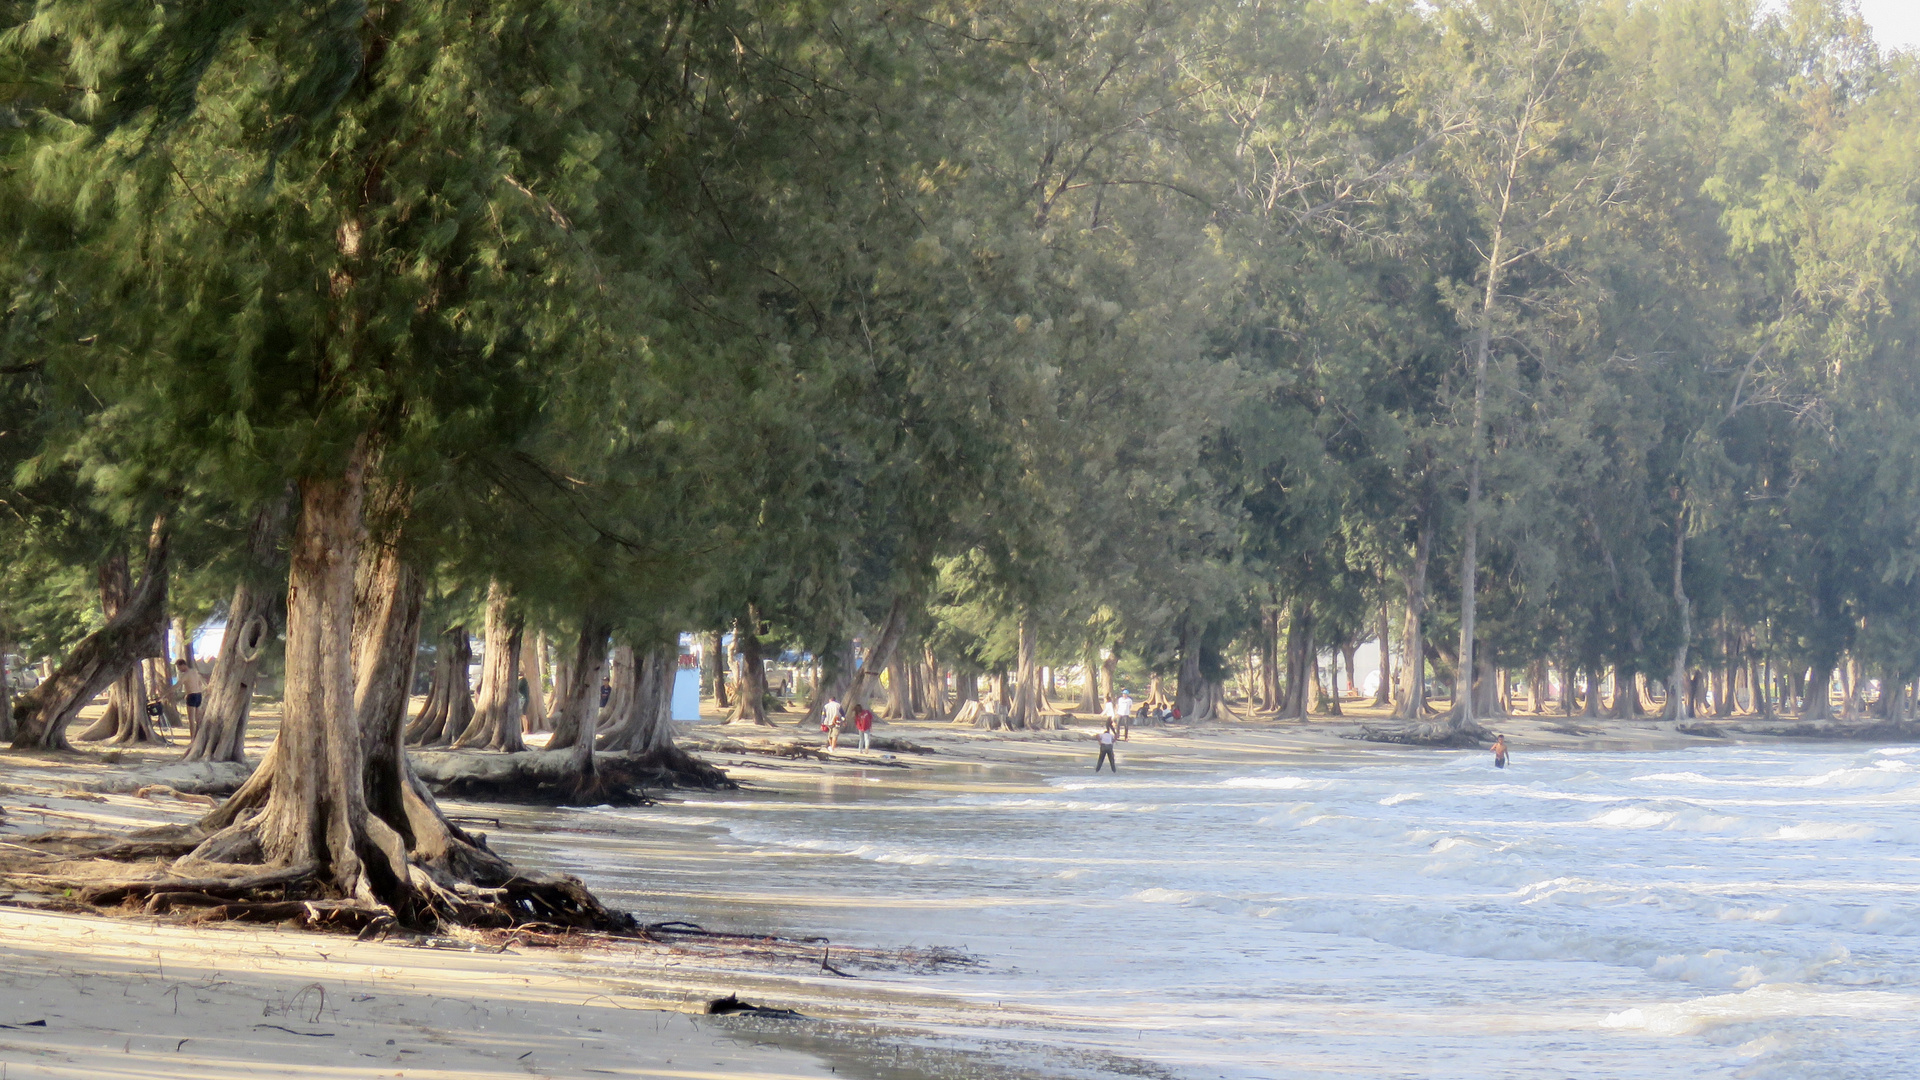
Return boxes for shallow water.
[508,742,1920,1079]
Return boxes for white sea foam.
[1602,984,1913,1036]
[1220,776,1326,790]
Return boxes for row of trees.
[0,0,1915,920]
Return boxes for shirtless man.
[1491,734,1508,769]
[174,658,207,731]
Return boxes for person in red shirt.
[853,703,875,751]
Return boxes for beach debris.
[704,993,806,1020]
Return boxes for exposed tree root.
[1355,709,1493,748]
[410,747,735,805]
[1734,719,1920,741]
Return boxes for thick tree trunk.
[456,581,524,751]
[1394,510,1434,720]
[544,614,611,800]
[184,466,377,895]
[1167,611,1198,718]
[726,608,772,725]
[595,645,639,736]
[1274,605,1313,719]
[1101,651,1117,704]
[14,515,171,750]
[922,647,950,722]
[1803,662,1837,722]
[1011,613,1040,729]
[407,628,472,746]
[546,640,575,730]
[884,650,913,720]
[520,632,548,733]
[187,496,542,927]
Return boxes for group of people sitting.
[1098,690,1180,737]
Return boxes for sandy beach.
[0,700,1903,1079]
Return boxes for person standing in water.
[1491,734,1508,769]
[1095,722,1118,772]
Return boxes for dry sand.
[0,695,1878,1079]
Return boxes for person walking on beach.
[1115,690,1134,741]
[822,696,843,734]
[826,700,845,750]
[1095,722,1118,772]
[1492,734,1508,769]
[174,658,206,732]
[854,702,874,751]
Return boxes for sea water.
[515,743,1920,1079]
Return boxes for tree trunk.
[1804,662,1837,722]
[598,644,669,752]
[520,632,548,733]
[546,640,575,730]
[1012,612,1041,729]
[1665,511,1692,720]
[884,649,914,720]
[1372,600,1393,708]
[1079,641,1102,713]
[1394,510,1435,720]
[705,630,730,710]
[407,628,473,745]
[846,596,909,712]
[1101,651,1118,705]
[188,490,531,925]
[457,581,524,751]
[14,514,171,751]
[922,647,950,722]
[726,608,772,725]
[595,645,638,736]
[184,465,379,896]
[545,614,611,800]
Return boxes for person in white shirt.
[1115,691,1134,741]
[1095,722,1118,772]
[822,697,843,734]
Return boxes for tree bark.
[406,627,472,745]
[705,630,730,710]
[1394,509,1435,720]
[922,646,950,722]
[184,464,379,896]
[186,500,290,761]
[521,632,548,733]
[1275,604,1313,720]
[1011,612,1040,729]
[1665,509,1692,720]
[14,515,171,750]
[726,608,772,725]
[545,613,611,800]
[1079,641,1102,713]
[457,580,524,751]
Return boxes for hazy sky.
[1858,0,1920,52]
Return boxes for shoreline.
[0,700,1911,1079]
